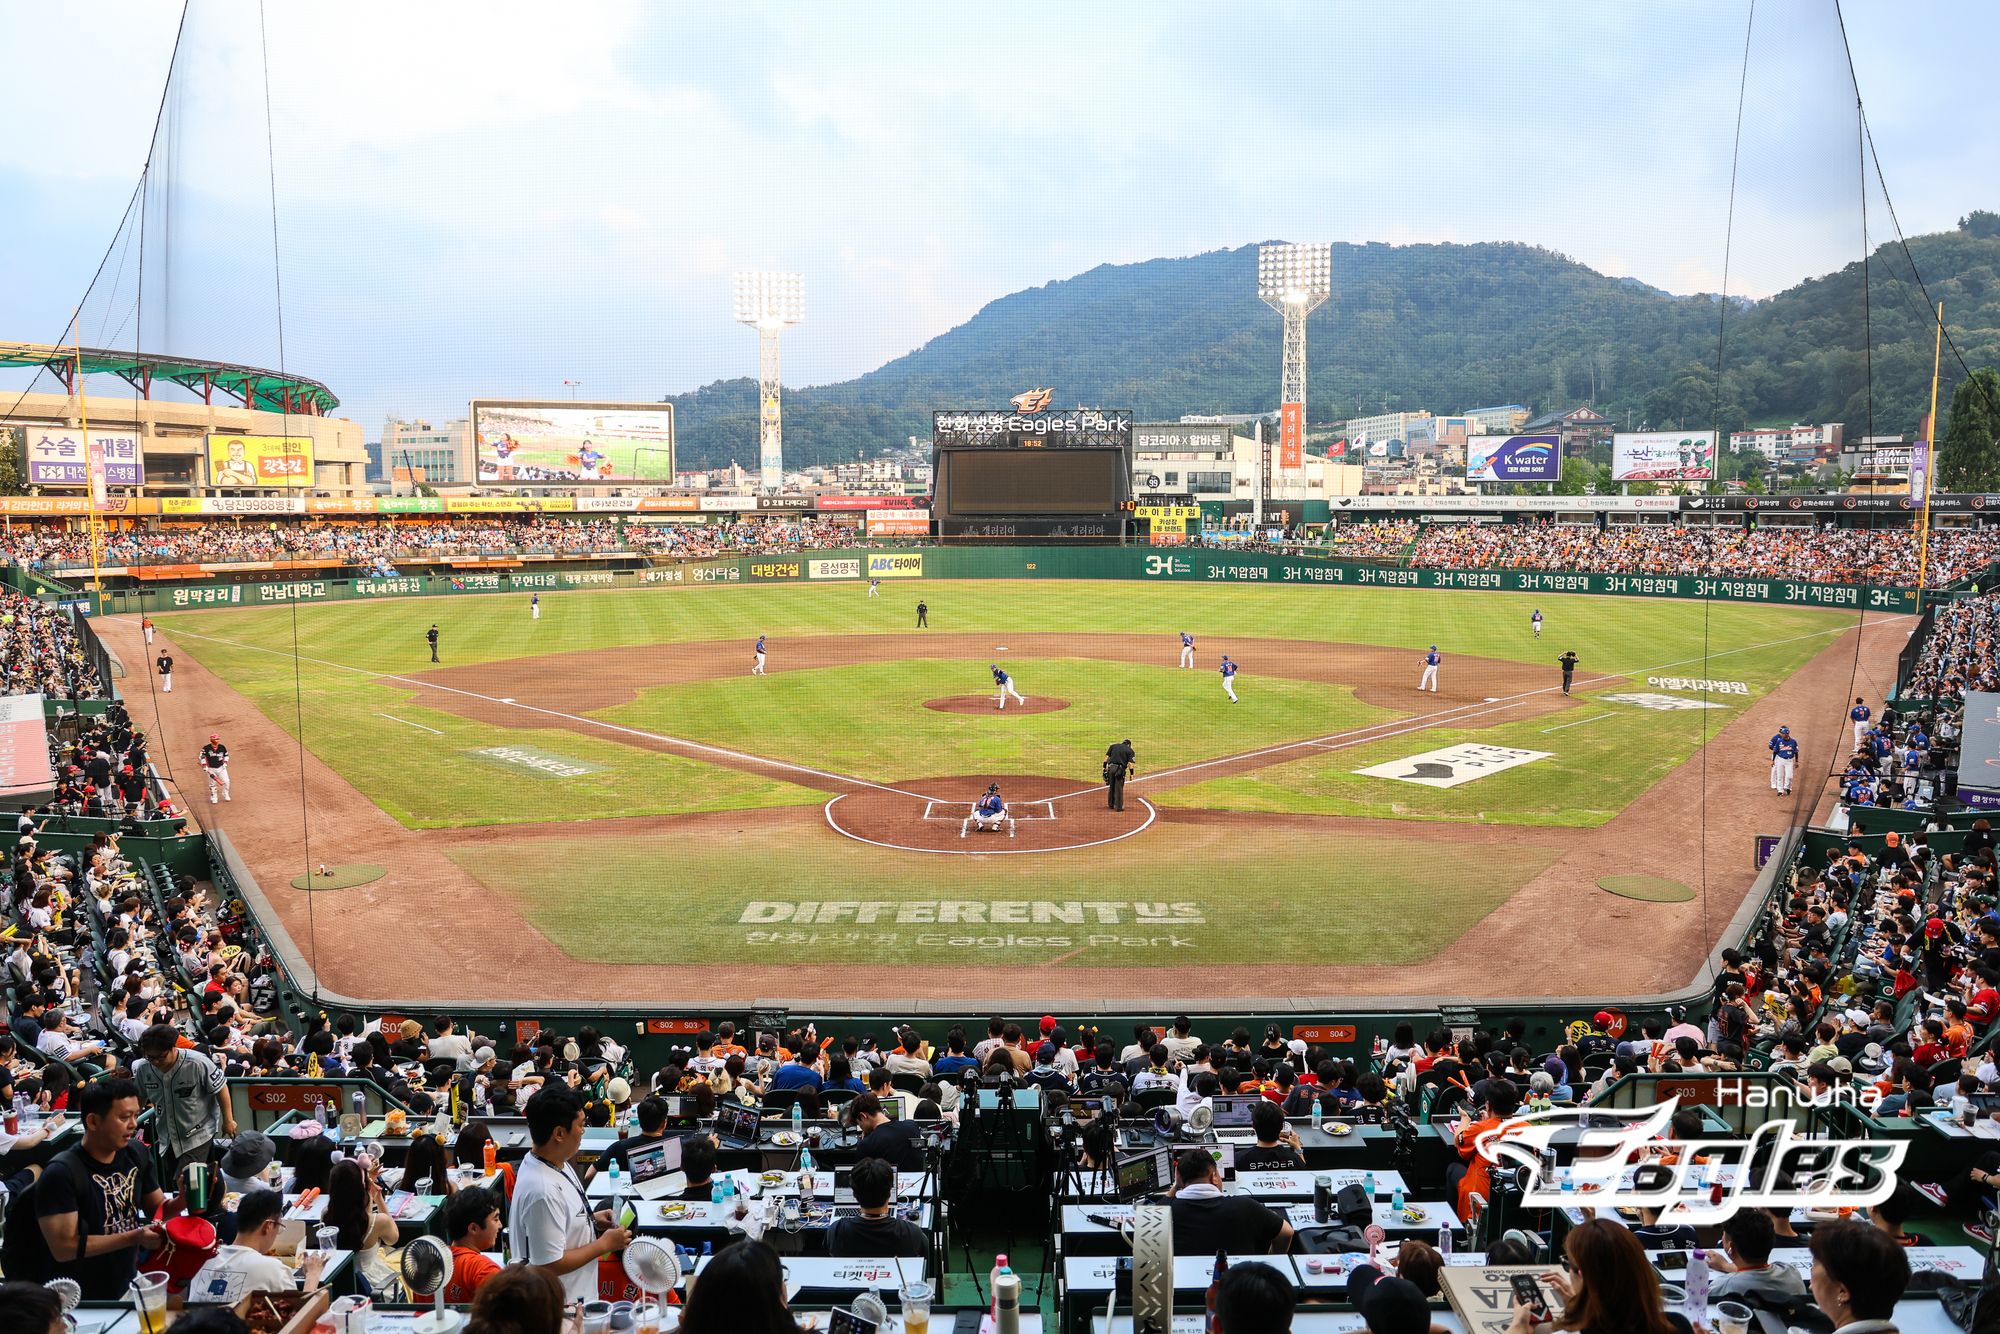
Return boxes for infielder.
[992,664,1025,709]
[1769,725,1799,795]
[1531,609,1544,638]
[1419,646,1441,693]
[963,783,1010,837]
[1219,655,1239,702]
[156,651,174,694]
[753,635,768,675]
[530,593,540,621]
[1179,631,1195,669]
[1850,697,1872,751]
[199,734,231,804]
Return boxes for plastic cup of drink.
[632,1303,662,1334]
[1716,1303,1752,1334]
[315,1224,342,1255]
[901,1282,932,1334]
[582,1302,612,1334]
[132,1272,169,1334]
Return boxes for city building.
[1730,423,1845,465]
[1839,434,1912,476]
[379,417,472,488]
[1460,404,1529,435]
[1519,404,1615,456]
[1339,410,1433,449]
[1132,422,1363,507]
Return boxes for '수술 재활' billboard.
[1466,434,1560,483]
[1613,431,1717,482]
[473,401,676,484]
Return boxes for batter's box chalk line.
[923,799,1057,822]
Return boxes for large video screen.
[473,401,676,484]
[944,448,1123,514]
[1613,430,1717,482]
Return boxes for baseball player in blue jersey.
[1179,631,1195,669]
[992,663,1025,709]
[1769,725,1799,795]
[1531,609,1543,638]
[1419,646,1441,693]
[1850,697,1872,751]
[530,593,540,621]
[963,783,1010,837]
[753,634,768,675]
[1219,655,1239,702]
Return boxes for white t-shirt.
[189,1244,297,1303]
[428,1034,475,1070]
[511,1152,597,1304]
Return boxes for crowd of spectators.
[622,516,867,558]
[2,519,632,570]
[1409,522,2000,585]
[0,590,104,700]
[1323,519,1419,558]
[1905,592,2000,701]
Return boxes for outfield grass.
[1160,633,1835,825]
[445,820,1562,967]
[596,659,1392,783]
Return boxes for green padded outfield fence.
[94,545,1925,615]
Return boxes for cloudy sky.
[1,1,1992,433]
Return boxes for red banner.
[1279,402,1303,469]
[1292,1024,1356,1045]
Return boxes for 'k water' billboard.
[1466,434,1560,482]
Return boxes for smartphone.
[828,1310,879,1334]
[1511,1274,1550,1321]
[1655,1252,1689,1272]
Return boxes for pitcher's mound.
[924,695,1070,715]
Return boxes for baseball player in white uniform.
[1419,646,1441,693]
[1219,655,1239,702]
[1531,609,1544,638]
[963,784,1010,836]
[868,579,881,598]
[753,634,767,675]
[1768,725,1799,795]
[992,664,1025,709]
[530,593,540,620]
[1179,631,1196,669]
[199,734,231,804]
[1850,698,1872,751]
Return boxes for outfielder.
[1769,725,1799,795]
[1419,646,1441,693]
[199,734,231,804]
[530,593,540,621]
[1850,697,1872,751]
[1219,655,1239,702]
[963,783,1010,837]
[868,578,881,598]
[753,634,768,675]
[1178,631,1195,669]
[992,664,1025,709]
[1531,609,1544,638]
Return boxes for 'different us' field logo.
[1475,1098,1905,1226]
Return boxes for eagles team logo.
[1474,1098,1903,1226]
[1009,387,1055,412]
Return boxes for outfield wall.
[108,545,1922,614]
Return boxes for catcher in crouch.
[962,783,1012,838]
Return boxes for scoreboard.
[931,408,1133,539]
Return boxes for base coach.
[1104,739,1136,812]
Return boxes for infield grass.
[444,819,1563,967]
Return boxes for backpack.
[0,1148,92,1283]
[1930,1217,2000,1334]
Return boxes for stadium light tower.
[1256,243,1332,503]
[733,271,805,493]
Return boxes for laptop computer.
[1209,1094,1262,1129]
[715,1100,764,1150]
[626,1136,687,1200]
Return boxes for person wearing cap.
[197,734,230,804]
[990,663,1025,709]
[1576,1012,1617,1058]
[218,1131,277,1196]
[1349,1263,1435,1334]
[967,783,1009,833]
[1024,1042,1070,1095]
[1769,724,1800,795]
[1418,645,1441,693]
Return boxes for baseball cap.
[1927,919,1947,938]
[1289,1038,1309,1056]
[1842,1008,1870,1027]
[209,733,219,742]
[1429,645,1437,651]
[1039,1015,1057,1034]
[1348,1265,1431,1334]
[1827,1055,1854,1076]
[1593,1010,1614,1026]
[474,1045,496,1064]
[1779,725,1790,734]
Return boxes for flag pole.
[1916,300,1943,611]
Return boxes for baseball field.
[119,573,1903,1007]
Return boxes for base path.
[104,609,1908,1008]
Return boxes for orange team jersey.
[446,1246,502,1304]
[1452,1115,1516,1217]
[1944,1023,1972,1057]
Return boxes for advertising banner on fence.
[1466,434,1560,483]
[27,428,142,487]
[1956,692,2000,809]
[866,510,931,536]
[808,558,862,580]
[0,695,52,793]
[1612,431,1717,481]
[1279,402,1303,469]
[868,552,924,578]
[207,435,315,488]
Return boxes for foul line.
[1540,712,1616,734]
[1110,612,1917,797]
[172,630,932,802]
[377,713,443,735]
[825,793,1155,856]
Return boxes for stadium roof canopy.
[0,341,338,416]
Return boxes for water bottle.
[1391,1182,1406,1213]
[799,1145,816,1197]
[1438,1223,1452,1258]
[1363,1170,1376,1198]
[1686,1249,1710,1328]
[710,1177,726,1206]
[351,1089,366,1123]
[989,1254,1009,1325]
[609,1159,622,1194]
[791,1100,804,1134]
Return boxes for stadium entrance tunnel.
[825,773,1154,854]
[922,694,1071,715]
